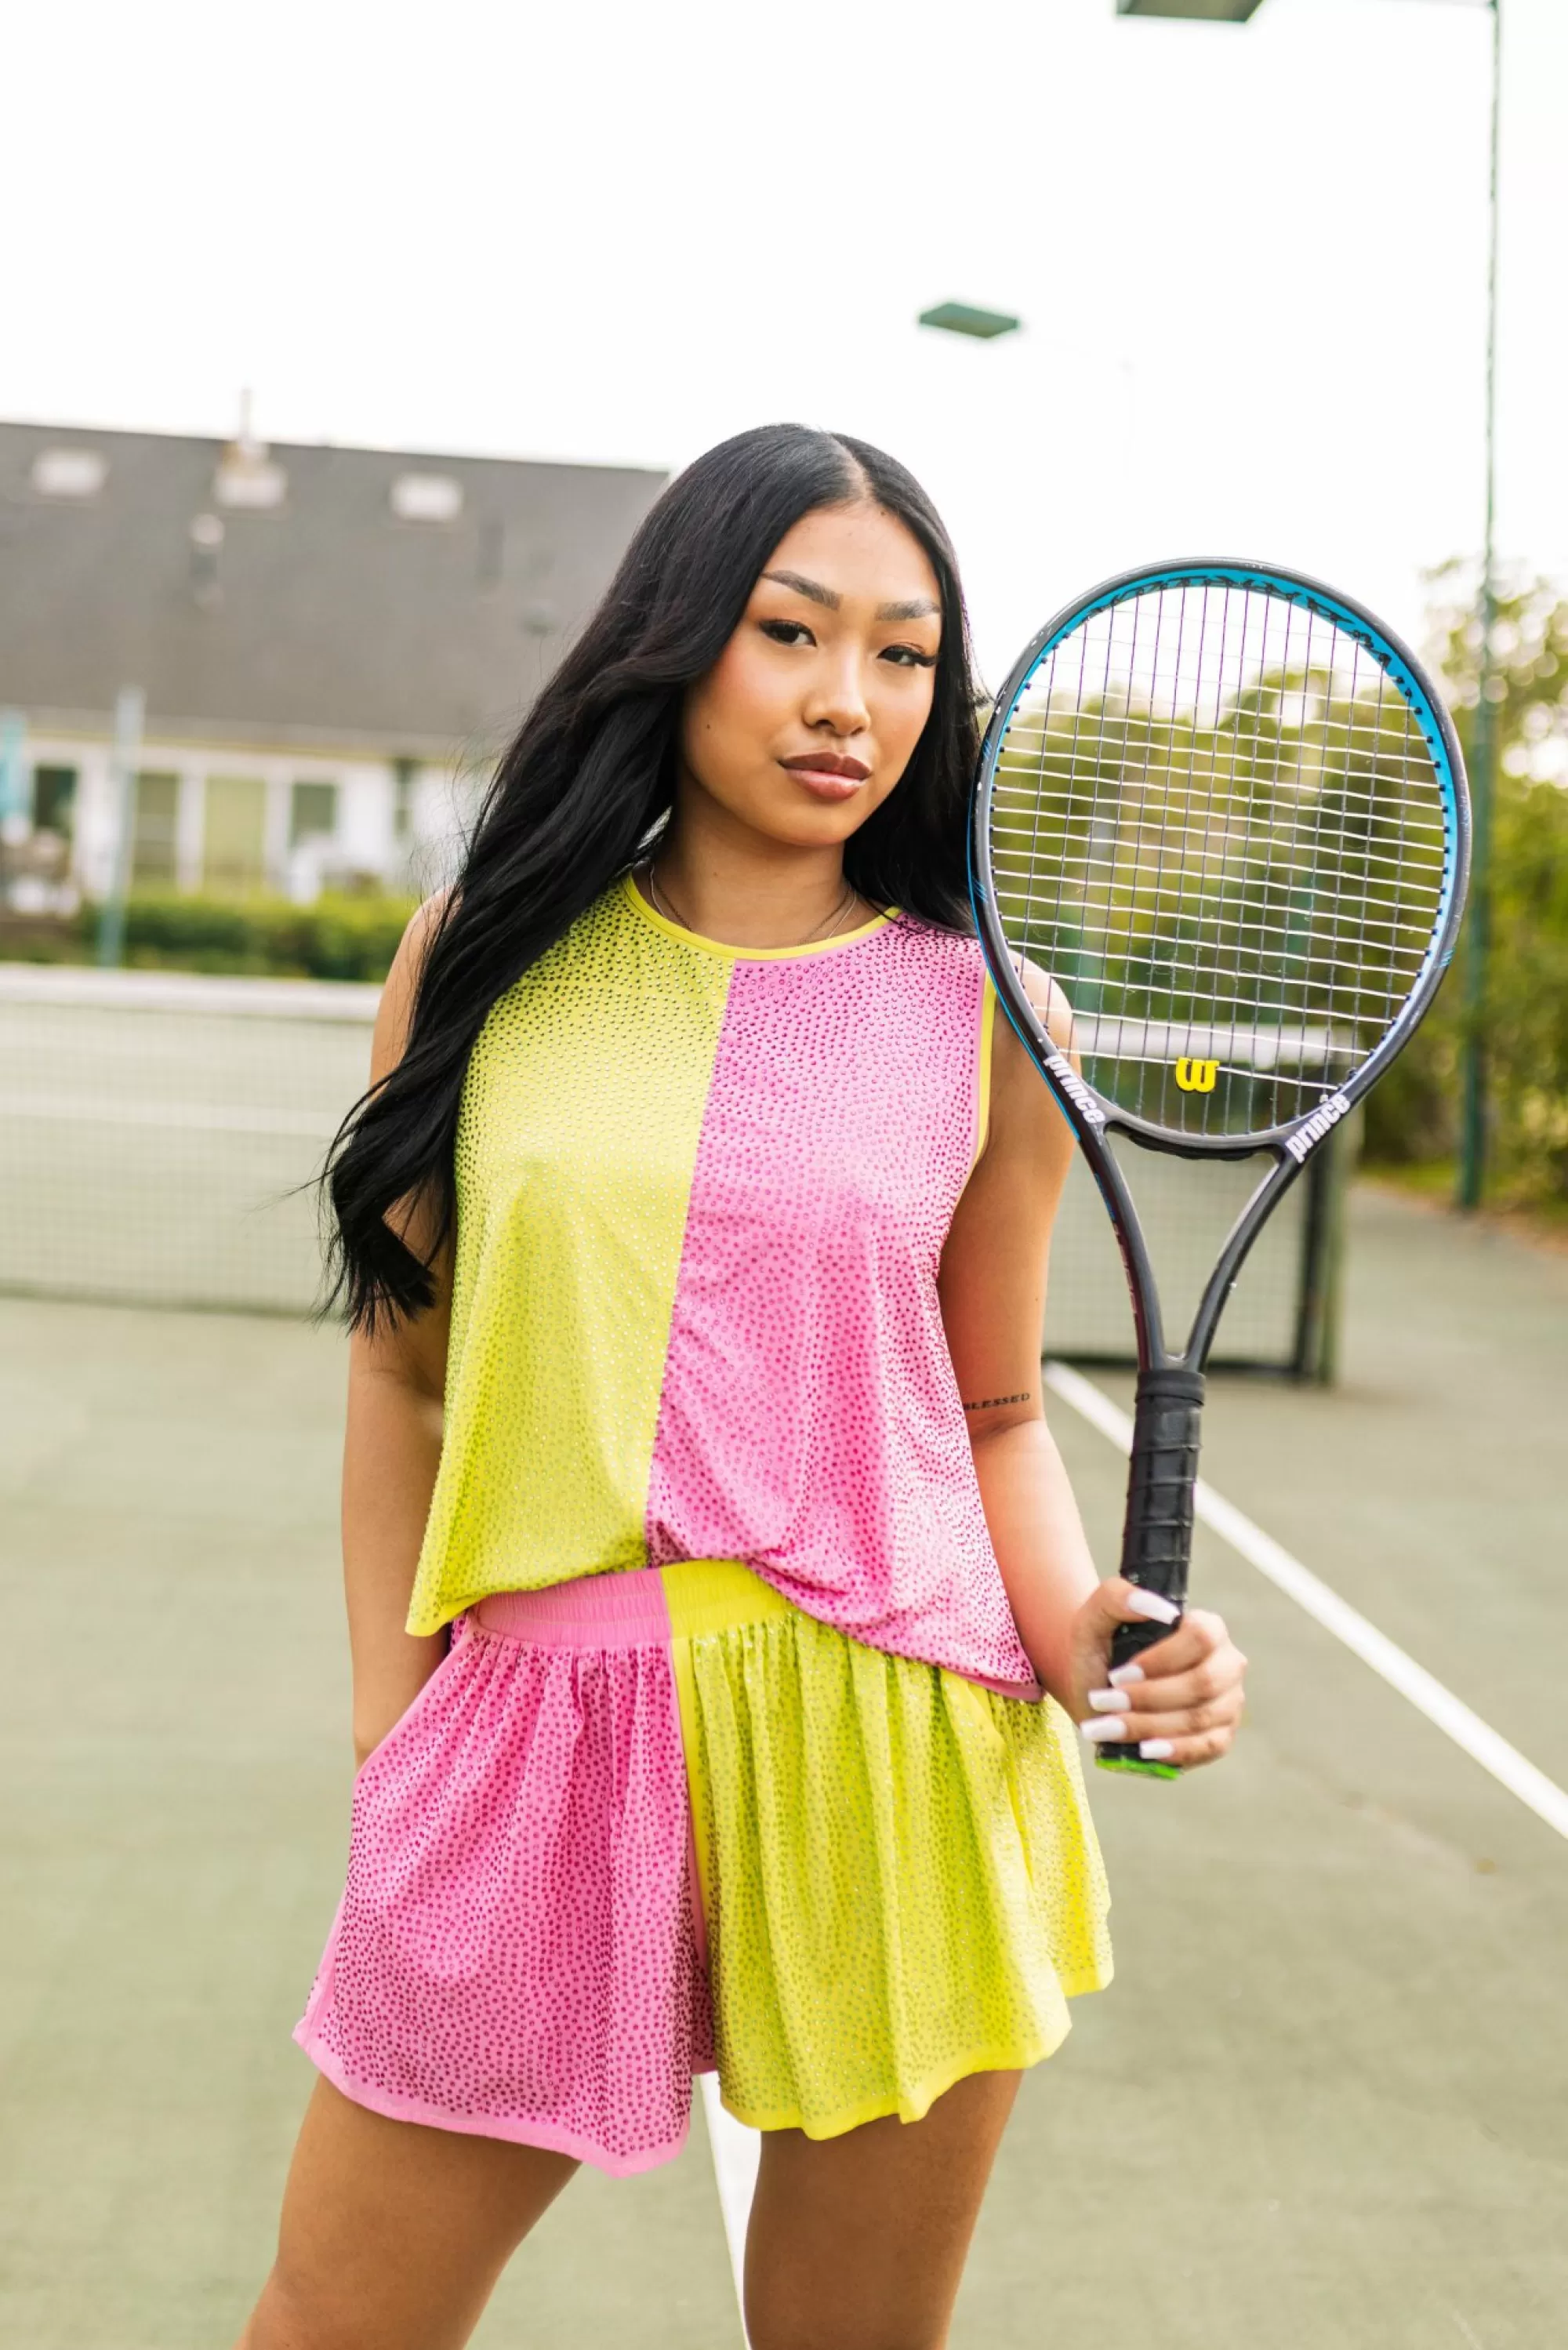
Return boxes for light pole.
[1117,0,1502,1207]
[1457,0,1501,1211]
[96,685,145,971]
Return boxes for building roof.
[0,420,667,758]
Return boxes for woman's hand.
[351,1633,448,1772]
[353,1694,413,1774]
[1063,1579,1247,1771]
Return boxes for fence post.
[1293,1109,1358,1384]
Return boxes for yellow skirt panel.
[665,1560,1112,2140]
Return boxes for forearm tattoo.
[961,1391,1032,1412]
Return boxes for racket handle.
[1096,1366,1206,1782]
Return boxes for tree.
[1363,567,1568,1201]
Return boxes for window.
[290,779,338,848]
[132,774,180,886]
[203,775,268,895]
[390,472,463,523]
[33,765,78,840]
[213,458,287,510]
[32,448,107,499]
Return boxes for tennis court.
[2,1175,1563,2347]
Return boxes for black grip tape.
[1098,1366,1205,1771]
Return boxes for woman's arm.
[938,975,1098,1705]
[939,973,1247,1768]
[342,899,454,1770]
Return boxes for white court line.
[701,1360,1568,2336]
[1044,1358,1568,1843]
[699,2072,759,2341]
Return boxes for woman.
[240,424,1247,2350]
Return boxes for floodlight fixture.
[1116,1,1265,19]
[917,302,1021,341]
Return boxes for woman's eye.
[881,644,938,669]
[760,618,815,648]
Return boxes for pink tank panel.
[644,921,1039,1695]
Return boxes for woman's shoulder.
[881,920,990,1030]
[403,884,455,961]
[371,888,454,1077]
[883,911,985,976]
[984,955,1076,1159]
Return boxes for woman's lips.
[780,755,870,802]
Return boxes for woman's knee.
[239,2258,356,2350]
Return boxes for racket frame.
[967,560,1471,1773]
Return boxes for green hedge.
[78,892,419,982]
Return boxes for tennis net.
[1044,1139,1339,1374]
[0,964,375,1314]
[0,962,1345,1369]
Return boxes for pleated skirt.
[295,1558,1112,2174]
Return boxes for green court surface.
[2,1185,1564,2348]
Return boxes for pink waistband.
[469,1569,1041,1700]
[472,1569,672,1650]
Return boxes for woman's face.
[677,500,943,851]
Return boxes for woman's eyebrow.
[760,570,939,624]
[762,568,838,608]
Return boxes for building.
[0,415,666,910]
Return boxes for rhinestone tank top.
[405,872,1036,1695]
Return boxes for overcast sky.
[5,0,1563,681]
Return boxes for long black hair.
[321,422,982,1333]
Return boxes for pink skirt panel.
[294,1586,712,2176]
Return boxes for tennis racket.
[968,561,1470,1778]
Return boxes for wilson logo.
[1285,1090,1352,1164]
[1175,1058,1218,1094]
[1044,1051,1106,1128]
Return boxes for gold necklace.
[645,862,859,946]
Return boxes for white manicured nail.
[1087,1687,1123,1712]
[1127,1588,1180,1625]
[1108,1661,1145,1688]
[1080,1716,1127,1742]
[1139,1739,1176,1760]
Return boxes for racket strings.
[988,581,1449,1139]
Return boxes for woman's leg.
[742,2067,1022,2350]
[238,2078,579,2350]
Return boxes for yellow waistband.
[661,1556,795,1642]
[469,1557,796,1649]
